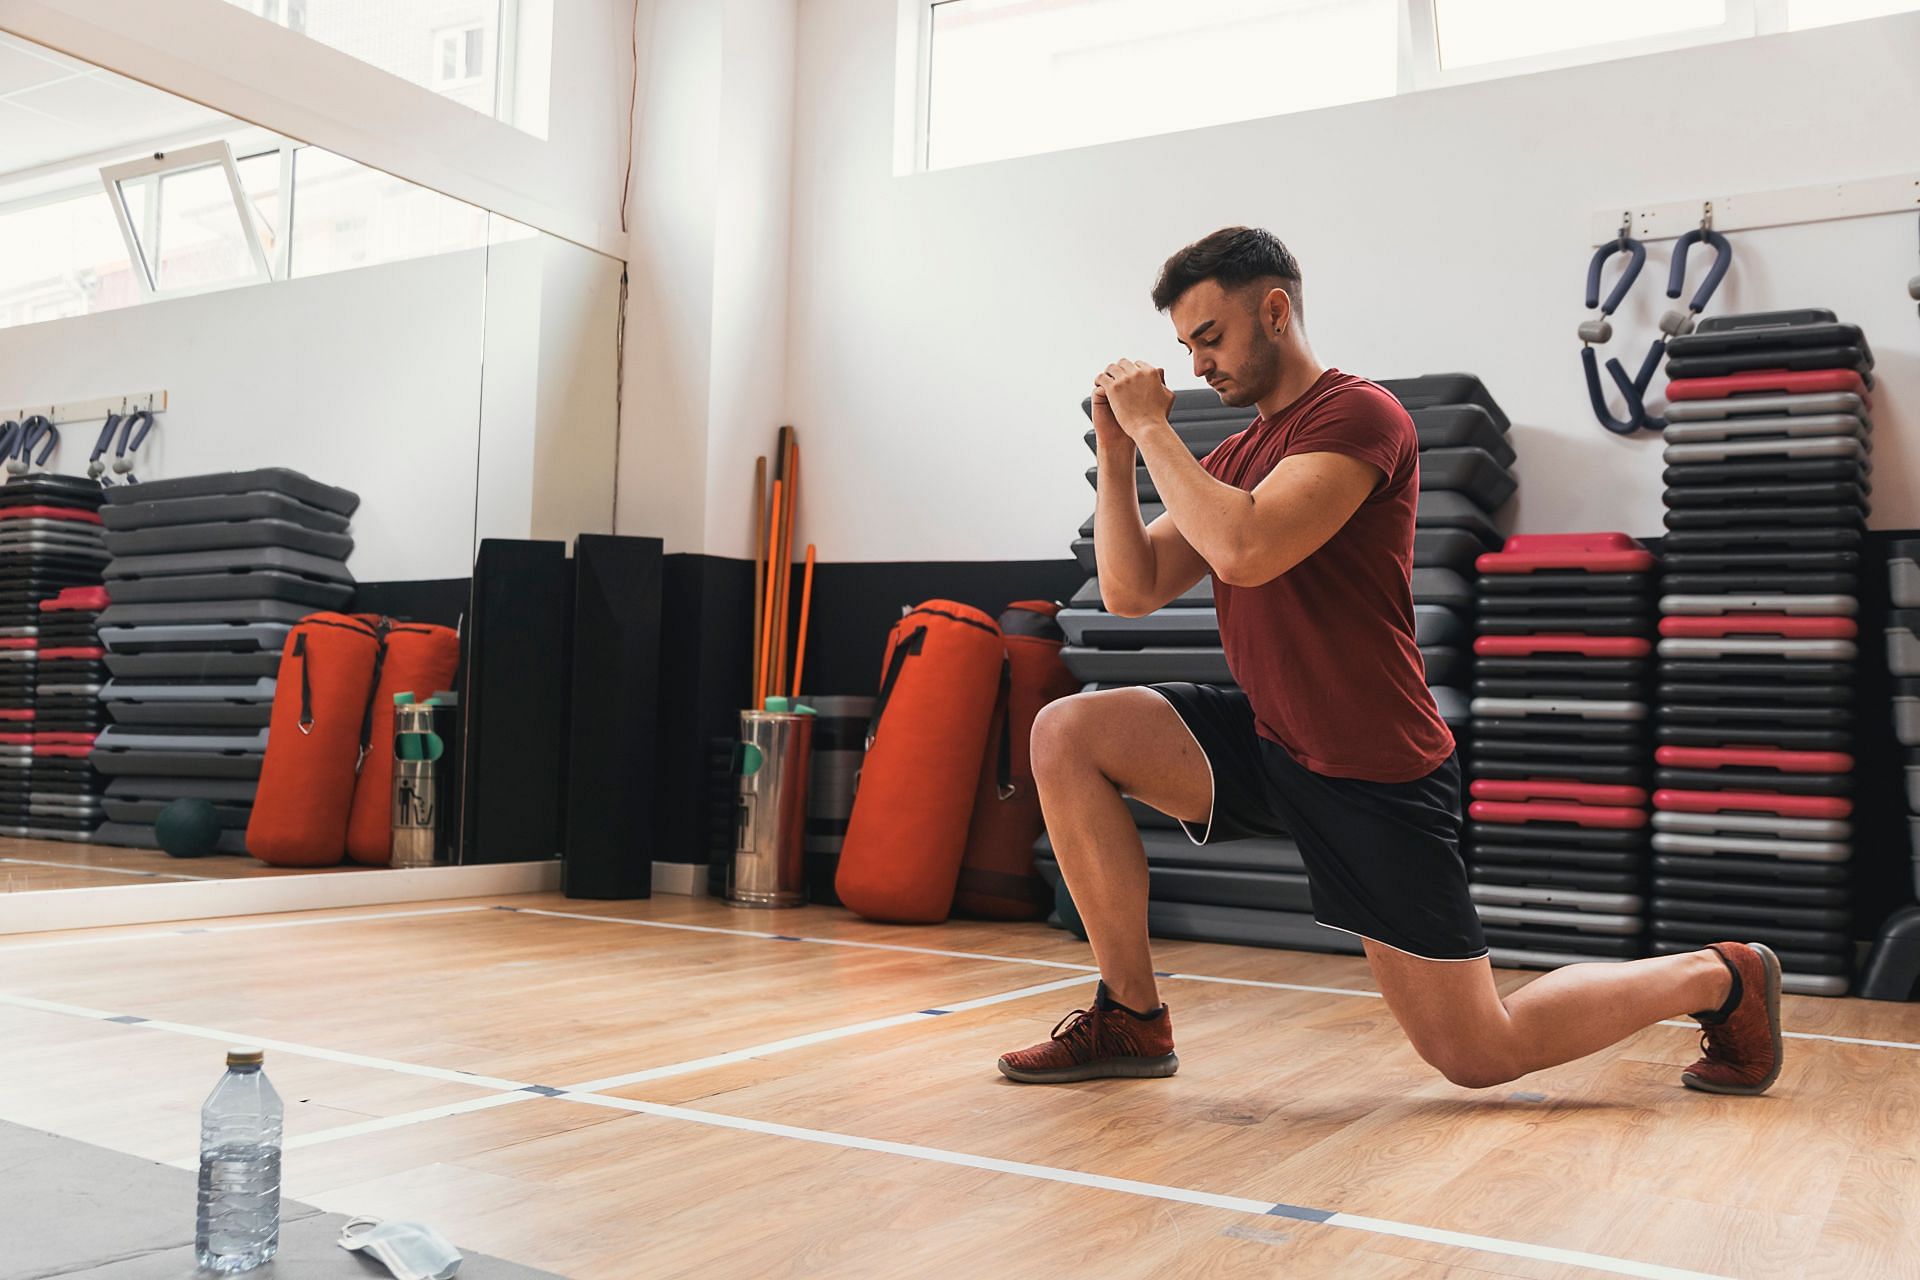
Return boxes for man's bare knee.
[1030,695,1097,783]
[1419,1038,1519,1090]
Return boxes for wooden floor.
[0,835,375,891]
[2,892,1916,1279]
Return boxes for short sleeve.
[1281,385,1412,489]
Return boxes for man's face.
[1169,278,1282,410]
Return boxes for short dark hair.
[1151,226,1303,317]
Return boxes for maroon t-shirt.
[1199,368,1454,783]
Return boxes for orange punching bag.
[954,601,1078,919]
[835,601,1004,923]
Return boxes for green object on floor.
[154,798,221,859]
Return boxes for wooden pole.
[750,455,767,693]
[790,544,817,701]
[755,479,784,710]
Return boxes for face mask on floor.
[338,1217,463,1279]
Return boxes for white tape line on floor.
[0,857,220,882]
[0,991,533,1092]
[567,1092,1735,1280]
[0,905,493,953]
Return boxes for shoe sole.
[1682,941,1784,1096]
[996,1053,1179,1084]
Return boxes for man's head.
[1151,227,1303,409]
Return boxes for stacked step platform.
[1040,375,1513,953]
[1468,534,1657,969]
[1388,373,1518,745]
[0,476,110,842]
[1891,542,1920,903]
[89,469,358,855]
[1652,309,1874,997]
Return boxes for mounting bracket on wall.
[1591,171,1920,245]
[1,389,168,428]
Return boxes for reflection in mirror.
[0,32,617,900]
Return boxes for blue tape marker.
[1266,1202,1336,1224]
[106,1015,148,1025]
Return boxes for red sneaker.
[1682,942,1784,1096]
[996,986,1178,1084]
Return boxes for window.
[923,0,1398,171]
[218,0,545,138]
[288,147,488,279]
[434,24,488,89]
[101,143,274,300]
[1431,0,1730,70]
[909,0,1920,170]
[1786,0,1920,29]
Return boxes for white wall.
[615,0,798,558]
[0,252,488,582]
[786,8,1920,563]
[0,0,632,257]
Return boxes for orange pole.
[790,544,817,701]
[755,480,783,709]
[750,456,767,691]
[773,434,799,694]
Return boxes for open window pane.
[1434,0,1727,69]
[926,0,1398,170]
[1787,0,1920,29]
[147,162,260,292]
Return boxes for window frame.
[432,21,491,92]
[899,0,1886,172]
[99,140,275,301]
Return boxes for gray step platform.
[1665,390,1865,422]
[1071,576,1213,610]
[94,726,269,754]
[103,517,355,560]
[1415,527,1495,575]
[87,747,263,779]
[106,545,354,585]
[103,797,252,828]
[101,492,351,535]
[98,599,310,629]
[1036,855,1312,913]
[1664,435,1869,466]
[97,623,292,654]
[1416,491,1502,540]
[1059,607,1219,649]
[106,701,273,728]
[1376,373,1511,431]
[1061,645,1231,685]
[104,570,353,609]
[1412,567,1474,611]
[1411,406,1515,466]
[105,650,283,679]
[1471,883,1645,914]
[1415,604,1469,647]
[102,677,276,704]
[1042,830,1303,874]
[1421,448,1517,509]
[1663,412,1868,445]
[106,777,259,802]
[102,467,359,515]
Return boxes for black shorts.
[1146,682,1487,962]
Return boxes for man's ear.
[1264,286,1292,335]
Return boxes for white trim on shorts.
[1317,922,1492,964]
[1140,685,1216,846]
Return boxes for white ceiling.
[0,33,233,182]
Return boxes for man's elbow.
[1099,587,1150,618]
[1214,548,1293,589]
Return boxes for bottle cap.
[226,1047,264,1067]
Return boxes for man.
[996,227,1782,1095]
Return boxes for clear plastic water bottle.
[195,1047,283,1273]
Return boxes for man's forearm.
[1093,440,1157,612]
[1134,419,1254,579]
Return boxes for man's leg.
[1028,688,1214,1013]
[1362,940,1737,1089]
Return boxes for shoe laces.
[1050,1006,1104,1061]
